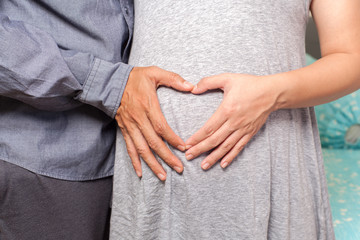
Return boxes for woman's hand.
[116,66,194,181]
[185,73,277,170]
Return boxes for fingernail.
[136,171,142,177]
[221,161,228,168]
[157,173,166,181]
[185,145,192,150]
[174,166,183,173]
[186,154,193,160]
[184,82,193,88]
[202,162,210,170]
[177,145,186,151]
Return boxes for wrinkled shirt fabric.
[0,0,134,181]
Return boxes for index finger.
[147,92,186,152]
[140,116,184,174]
[150,67,194,91]
[125,124,168,181]
[185,102,227,149]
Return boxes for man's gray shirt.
[0,0,134,181]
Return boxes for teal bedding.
[307,54,360,239]
[307,54,360,149]
[315,94,360,149]
[323,149,360,240]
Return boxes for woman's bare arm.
[185,0,360,169]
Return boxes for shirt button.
[124,7,129,15]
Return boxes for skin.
[185,0,360,170]
[185,74,275,169]
[117,0,360,180]
[115,66,193,181]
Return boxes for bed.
[310,54,360,238]
[322,149,360,240]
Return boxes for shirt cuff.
[77,58,133,118]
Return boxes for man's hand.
[116,66,194,181]
[185,73,277,170]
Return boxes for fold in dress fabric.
[111,1,335,239]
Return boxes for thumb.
[192,74,229,94]
[152,67,194,91]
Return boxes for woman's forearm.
[271,0,360,111]
[270,52,360,110]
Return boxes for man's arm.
[0,13,131,117]
[0,13,193,180]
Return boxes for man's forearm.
[0,13,131,116]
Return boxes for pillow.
[315,93,360,149]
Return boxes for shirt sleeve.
[0,13,132,118]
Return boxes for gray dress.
[110,1,335,239]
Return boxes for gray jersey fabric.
[111,1,335,239]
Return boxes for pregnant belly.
[157,87,223,141]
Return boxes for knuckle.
[228,124,238,133]
[148,65,159,72]
[139,100,151,113]
[136,146,148,156]
[243,124,253,134]
[146,66,159,84]
[123,111,133,122]
[118,105,133,120]
[117,117,133,133]
[118,124,126,132]
[204,126,215,137]
[127,148,137,158]
[153,121,166,134]
[128,109,144,123]
[147,137,161,151]
[222,141,233,151]
[235,145,243,152]
[116,116,124,128]
[235,142,245,152]
[169,72,181,83]
[122,118,135,132]
[117,105,125,116]
[135,122,145,132]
